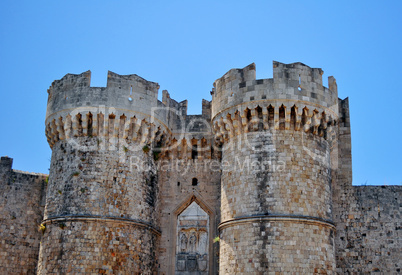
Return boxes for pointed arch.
[173,194,214,218]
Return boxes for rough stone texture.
[37,220,158,274]
[217,131,336,273]
[220,131,332,221]
[220,221,335,274]
[44,138,159,224]
[0,157,47,274]
[38,136,160,274]
[331,96,402,273]
[334,185,401,274]
[0,61,401,274]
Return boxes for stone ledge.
[219,214,336,231]
[42,214,161,236]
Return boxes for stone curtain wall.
[0,157,47,274]
[334,185,402,273]
[332,96,401,273]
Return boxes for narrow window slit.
[298,74,302,91]
[129,85,133,101]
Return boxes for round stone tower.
[212,62,339,273]
[39,71,169,274]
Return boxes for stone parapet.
[212,61,338,119]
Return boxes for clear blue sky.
[0,1,401,185]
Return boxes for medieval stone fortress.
[0,61,400,274]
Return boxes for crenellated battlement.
[211,61,338,119]
[106,71,160,92]
[46,71,161,124]
[46,72,186,145]
[46,62,342,158]
[210,62,341,146]
[273,61,324,86]
[47,71,91,96]
[45,70,217,158]
[0,156,13,174]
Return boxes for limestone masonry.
[0,61,400,274]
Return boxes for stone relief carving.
[197,254,208,271]
[176,201,209,274]
[188,233,197,253]
[180,232,188,252]
[177,255,186,271]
